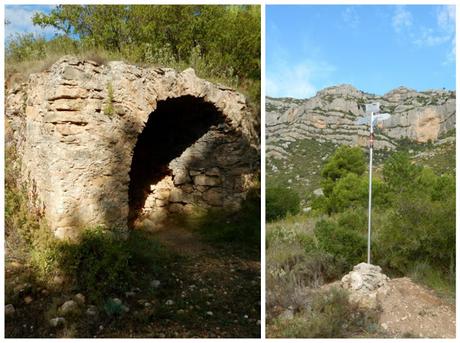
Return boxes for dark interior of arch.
[128,95,224,227]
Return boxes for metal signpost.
[355,103,391,264]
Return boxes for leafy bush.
[314,220,366,269]
[266,187,300,221]
[382,151,421,194]
[376,192,455,275]
[337,209,367,233]
[60,228,132,301]
[320,145,366,196]
[328,173,367,213]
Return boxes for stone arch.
[127,95,225,228]
[8,56,259,239]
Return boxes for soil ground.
[5,225,261,338]
[378,277,455,338]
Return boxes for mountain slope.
[267,85,455,160]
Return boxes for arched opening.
[128,95,224,228]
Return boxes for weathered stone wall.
[5,56,260,239]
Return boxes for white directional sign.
[365,102,380,114]
[355,112,391,127]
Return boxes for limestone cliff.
[267,84,455,159]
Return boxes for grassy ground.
[5,227,260,338]
[266,217,383,338]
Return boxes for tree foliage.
[320,146,366,197]
[29,5,260,81]
[266,187,300,221]
[313,145,455,287]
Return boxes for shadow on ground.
[5,209,261,338]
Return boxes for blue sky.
[5,5,57,41]
[267,5,456,98]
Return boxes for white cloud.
[342,7,360,29]
[392,6,413,32]
[411,5,456,64]
[414,27,451,47]
[437,5,455,33]
[266,60,335,99]
[5,5,58,39]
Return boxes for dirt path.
[379,277,455,338]
[146,223,213,256]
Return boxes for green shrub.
[314,220,366,269]
[266,187,300,221]
[376,191,455,275]
[382,151,421,194]
[58,228,132,302]
[337,209,367,233]
[300,234,318,254]
[328,173,367,213]
[320,145,366,196]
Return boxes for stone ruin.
[5,56,260,239]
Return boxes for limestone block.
[203,188,223,206]
[169,188,185,203]
[194,174,221,186]
[173,169,191,185]
[205,167,221,176]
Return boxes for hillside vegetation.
[266,145,455,337]
[5,5,260,108]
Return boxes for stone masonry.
[5,56,260,239]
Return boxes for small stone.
[165,300,174,306]
[52,275,65,285]
[279,309,294,320]
[74,293,85,304]
[151,280,161,288]
[122,305,130,313]
[206,311,214,316]
[49,317,66,327]
[177,309,185,314]
[24,296,33,304]
[86,305,98,317]
[5,304,15,316]
[60,300,78,315]
[144,302,152,308]
[112,298,122,306]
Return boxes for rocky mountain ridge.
[267,84,455,160]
